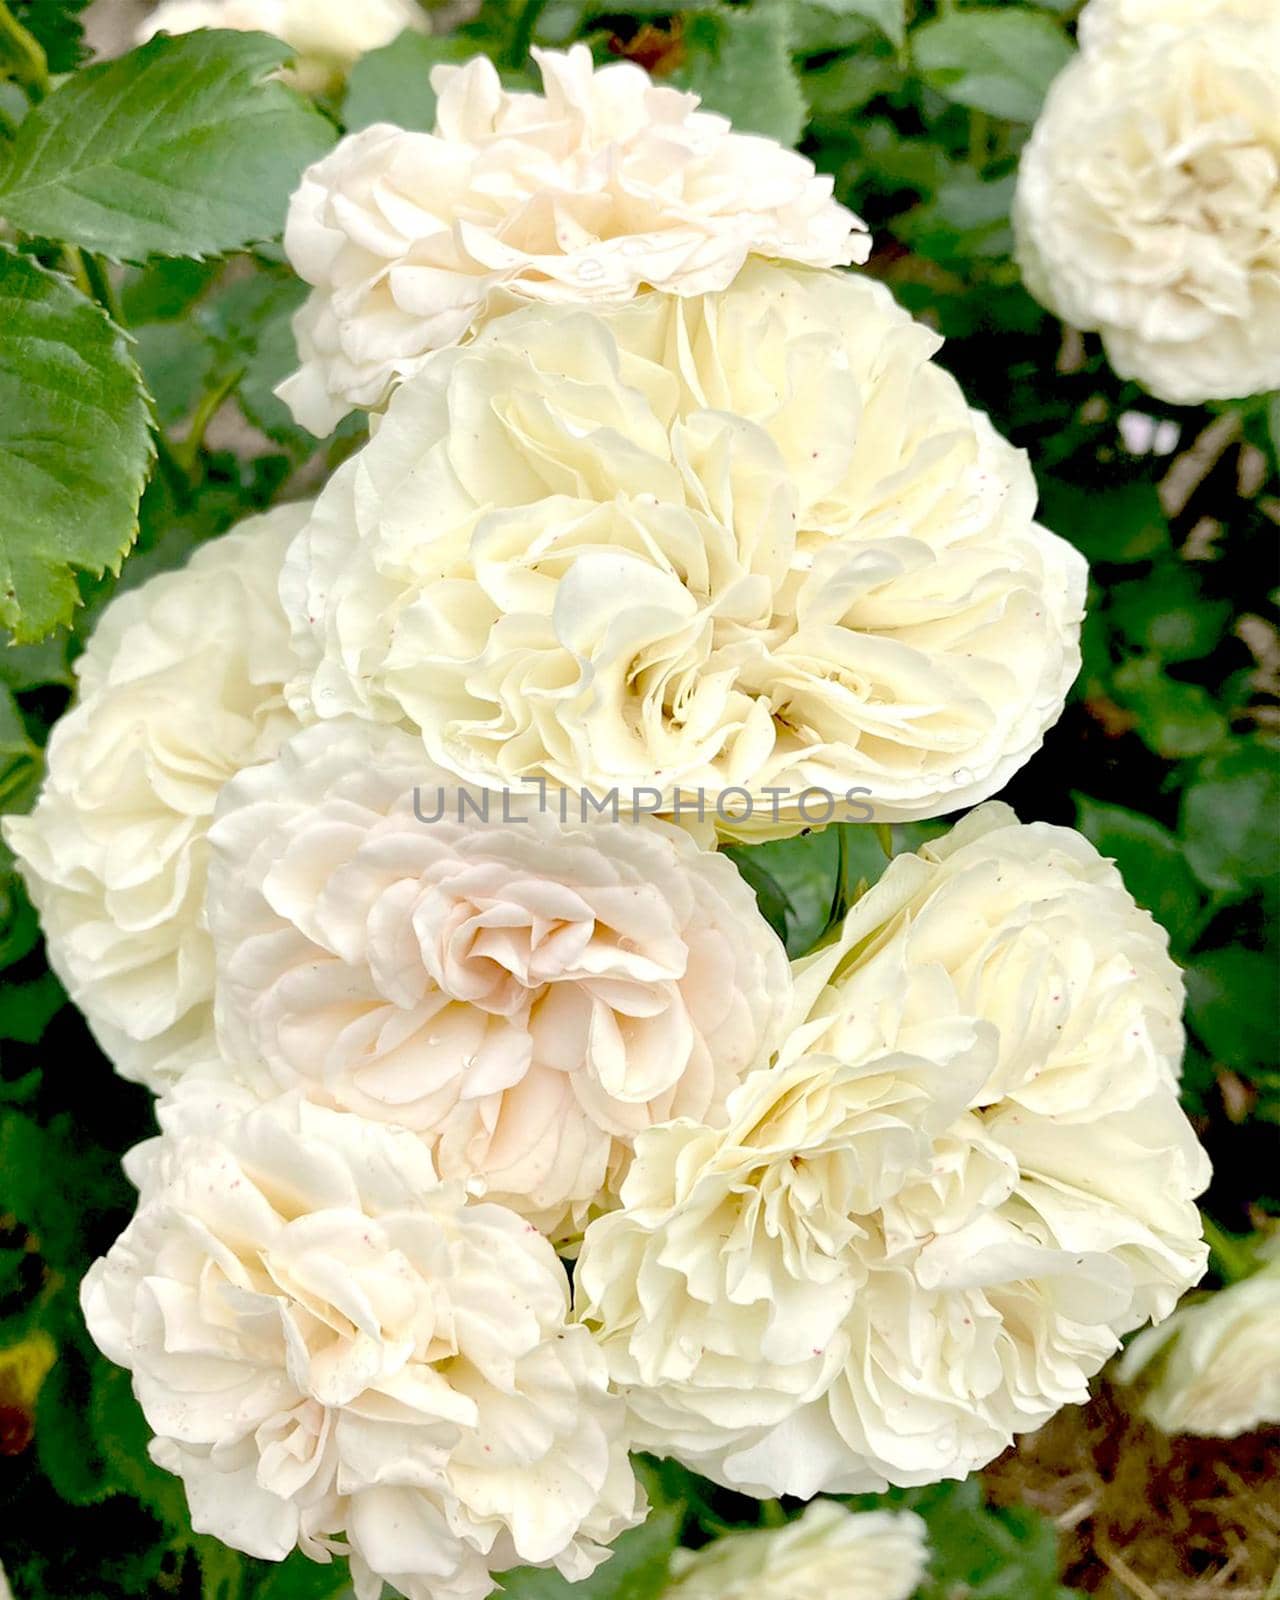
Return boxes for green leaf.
[237,305,312,447]
[673,10,808,147]
[1111,657,1229,760]
[35,1344,124,1506]
[805,50,903,120]
[913,10,1073,123]
[120,256,222,324]
[89,1358,189,1527]
[847,1479,1080,1600]
[0,971,64,1043]
[343,30,480,133]
[789,1,878,55]
[0,838,39,970]
[724,829,841,957]
[0,1244,26,1294]
[191,1533,248,1600]
[801,0,906,48]
[0,31,336,262]
[0,681,39,812]
[186,268,313,447]
[1074,796,1202,947]
[0,1107,126,1277]
[1186,948,1276,1070]
[1038,477,1169,566]
[0,77,28,132]
[1180,742,1280,893]
[247,1548,352,1600]
[0,630,74,690]
[133,318,218,430]
[1109,566,1231,663]
[896,171,1016,264]
[834,822,890,916]
[8,0,90,74]
[496,1506,679,1598]
[0,247,152,643]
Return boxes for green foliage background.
[0,2,1275,1596]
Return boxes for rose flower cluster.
[7,39,1210,1600]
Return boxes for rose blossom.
[1117,1239,1280,1438]
[1077,0,1276,52]
[81,1090,642,1600]
[1014,3,1280,404]
[574,804,1210,1495]
[277,44,869,432]
[204,716,790,1239]
[137,0,426,92]
[666,1502,928,1600]
[3,506,309,1090]
[281,263,1085,835]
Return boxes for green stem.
[507,0,549,69]
[1179,888,1234,958]
[79,249,124,327]
[61,246,92,298]
[0,1,49,100]
[151,416,193,505]
[175,364,245,472]
[968,108,990,172]
[64,246,202,503]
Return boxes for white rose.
[138,0,425,90]
[281,263,1085,835]
[666,1502,928,1600]
[276,44,869,433]
[81,1093,642,1600]
[3,507,309,1090]
[1116,1245,1280,1437]
[204,717,791,1240]
[1014,10,1280,404]
[1077,0,1275,52]
[575,803,1210,1496]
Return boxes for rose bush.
[0,6,1272,1600]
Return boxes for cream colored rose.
[3,507,309,1090]
[204,717,790,1239]
[1116,1244,1280,1437]
[81,1092,642,1600]
[138,0,425,91]
[281,263,1085,835]
[1014,9,1280,404]
[1077,0,1275,52]
[277,44,869,433]
[667,1502,928,1600]
[575,804,1210,1496]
